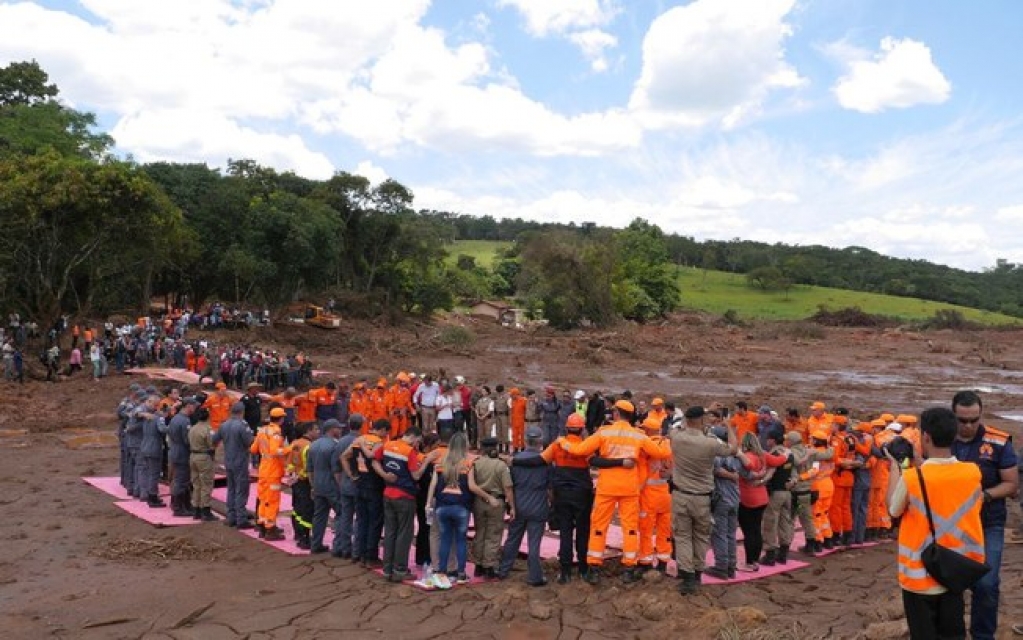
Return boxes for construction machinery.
[285,304,341,329]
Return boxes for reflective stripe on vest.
[897,463,985,592]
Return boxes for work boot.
[799,542,815,555]
[264,526,285,541]
[635,564,651,576]
[258,524,267,538]
[620,568,640,584]
[583,568,600,585]
[147,495,167,508]
[841,532,852,547]
[557,567,572,584]
[813,540,824,553]
[760,549,777,566]
[192,506,202,520]
[727,566,736,580]
[172,494,192,517]
[200,507,217,522]
[655,563,668,576]
[694,571,702,584]
[822,537,834,550]
[678,571,697,596]
[703,566,729,580]
[777,547,789,565]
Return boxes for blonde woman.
[736,432,787,571]
[425,432,493,587]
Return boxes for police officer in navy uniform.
[950,390,1019,640]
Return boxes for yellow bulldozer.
[284,304,341,329]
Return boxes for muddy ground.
[1,312,1022,639]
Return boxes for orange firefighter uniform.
[808,428,836,544]
[562,401,671,569]
[294,392,317,424]
[509,388,526,450]
[386,373,414,438]
[349,384,369,432]
[870,422,898,534]
[202,385,233,432]
[366,379,389,424]
[829,418,855,541]
[637,416,673,569]
[250,409,292,537]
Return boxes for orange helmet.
[642,416,662,432]
[566,414,585,430]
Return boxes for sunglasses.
[956,416,981,425]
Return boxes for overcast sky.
[3,0,1023,271]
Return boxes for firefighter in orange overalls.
[250,407,292,540]
[349,382,369,433]
[637,415,673,574]
[366,378,389,425]
[829,414,858,547]
[808,428,836,550]
[509,388,527,452]
[869,418,898,540]
[561,399,671,584]
[386,373,414,438]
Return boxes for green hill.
[451,240,1019,325]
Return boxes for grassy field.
[448,240,511,268]
[449,240,1020,325]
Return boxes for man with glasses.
[950,390,1019,640]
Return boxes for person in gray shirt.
[123,390,148,498]
[138,394,170,507]
[706,422,742,580]
[212,403,254,528]
[307,418,343,554]
[167,399,199,516]
[334,414,363,558]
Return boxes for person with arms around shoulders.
[888,407,986,640]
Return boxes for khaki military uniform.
[471,455,512,570]
[670,427,732,574]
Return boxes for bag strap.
[914,466,938,542]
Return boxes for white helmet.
[454,375,466,384]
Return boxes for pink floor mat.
[83,476,169,501]
[237,522,332,555]
[113,499,216,526]
[211,487,292,513]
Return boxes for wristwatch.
[982,490,992,503]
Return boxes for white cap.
[454,375,465,384]
[886,421,903,432]
[574,390,585,400]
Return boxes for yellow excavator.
[285,304,341,329]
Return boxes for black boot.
[822,536,834,550]
[172,494,191,517]
[258,524,267,538]
[703,566,729,580]
[192,505,202,520]
[678,571,697,596]
[760,549,777,566]
[777,547,789,564]
[201,507,217,522]
[557,567,572,584]
[841,532,851,547]
[620,567,640,584]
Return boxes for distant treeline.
[447,214,1023,318]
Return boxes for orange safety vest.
[897,462,985,592]
[564,420,669,497]
[295,393,317,423]
[366,389,388,422]
[640,434,672,494]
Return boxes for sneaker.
[703,566,730,580]
[431,573,452,590]
[455,572,470,584]
[736,562,759,573]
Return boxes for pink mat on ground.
[83,476,169,501]
[211,486,292,513]
[237,522,333,555]
[113,499,215,526]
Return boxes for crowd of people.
[112,367,1020,640]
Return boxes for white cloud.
[568,29,618,72]
[497,0,617,36]
[354,160,389,186]
[111,109,335,179]
[832,37,951,113]
[629,0,804,129]
[995,205,1023,222]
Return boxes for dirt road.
[1,315,1021,639]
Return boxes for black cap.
[684,406,705,419]
[481,437,499,448]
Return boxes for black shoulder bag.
[915,466,991,593]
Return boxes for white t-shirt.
[436,393,454,420]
